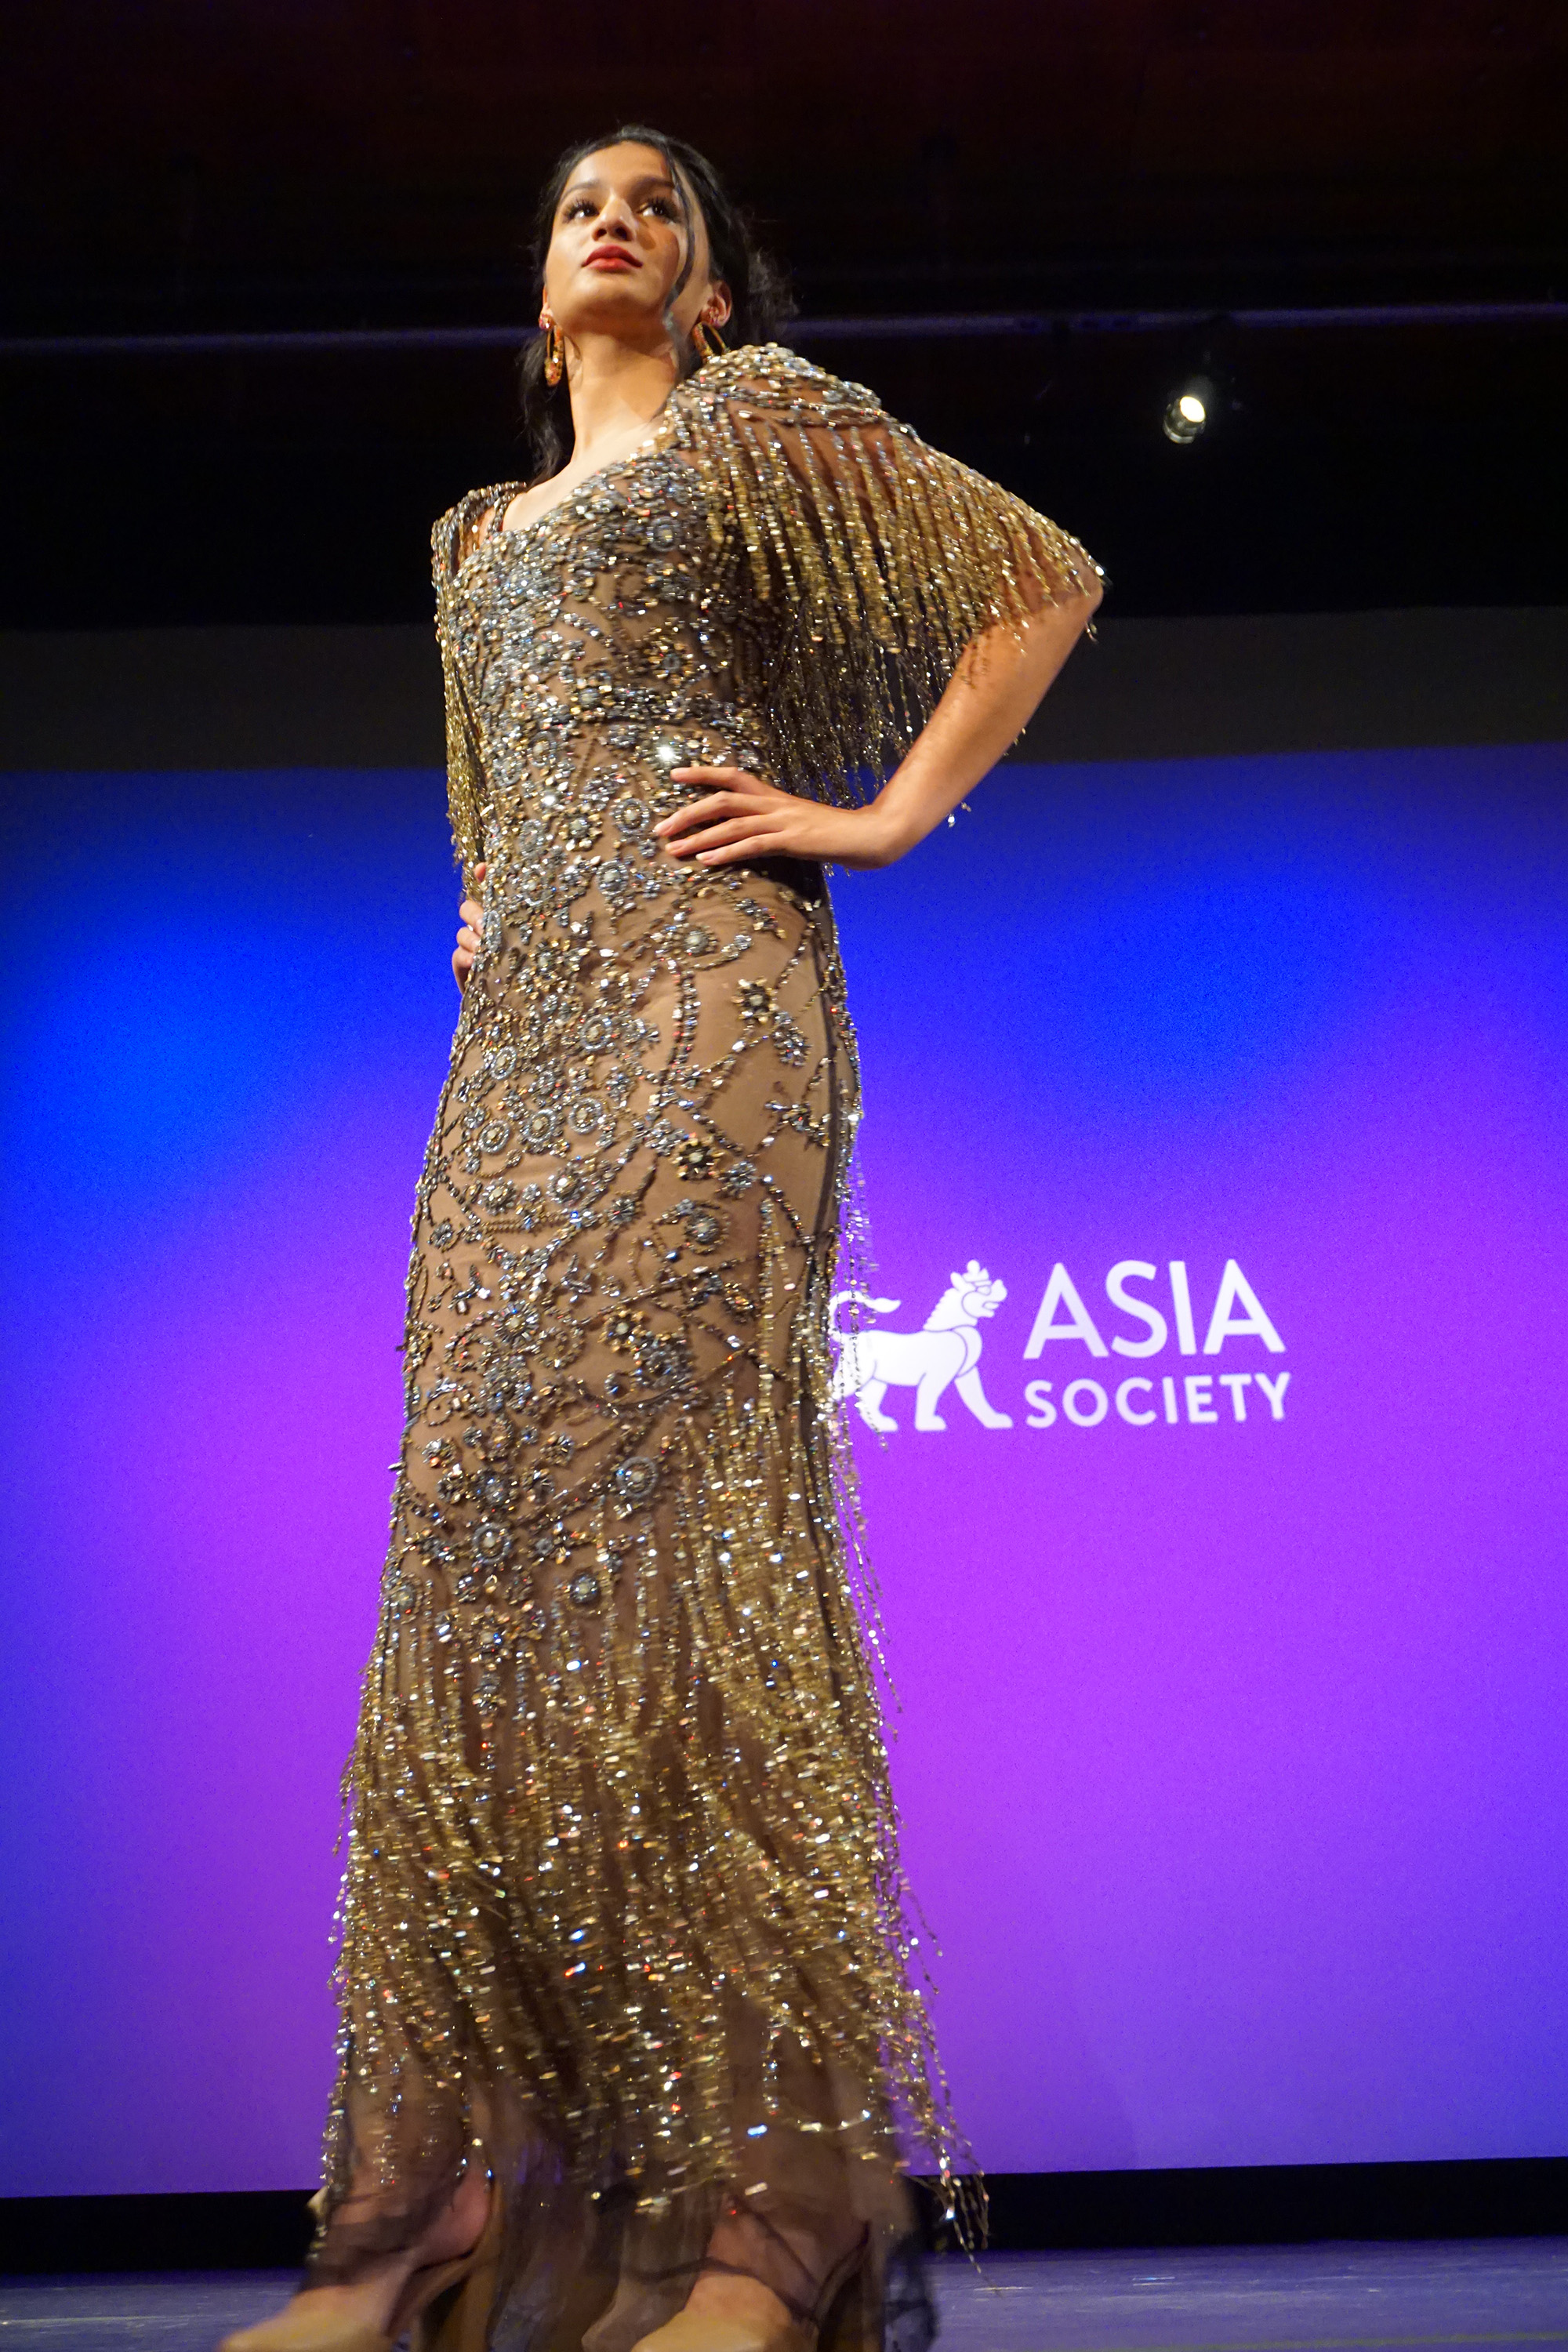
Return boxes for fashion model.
[223,126,1099,2352]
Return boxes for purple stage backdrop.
[2,743,1566,2196]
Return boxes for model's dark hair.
[518,125,793,483]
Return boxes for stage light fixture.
[1163,375,1215,444]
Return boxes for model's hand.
[655,769,907,872]
[452,862,487,991]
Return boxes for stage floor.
[2,2240,1565,2352]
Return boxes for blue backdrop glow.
[2,743,1566,2194]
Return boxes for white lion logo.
[829,1261,1013,1432]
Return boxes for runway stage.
[3,2241,1564,2352]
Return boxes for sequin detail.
[320,350,1095,2302]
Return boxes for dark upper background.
[6,0,1566,627]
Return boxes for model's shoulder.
[431,480,524,575]
[433,481,502,543]
[673,343,888,426]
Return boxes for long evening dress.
[311,346,1098,2350]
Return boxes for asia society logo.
[829,1258,1289,1434]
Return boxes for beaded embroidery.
[325,349,1098,2275]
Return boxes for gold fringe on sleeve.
[668,344,1105,806]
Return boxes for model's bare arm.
[653,586,1101,873]
[866,590,1100,855]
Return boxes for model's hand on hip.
[655,769,907,872]
[452,861,487,989]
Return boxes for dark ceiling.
[6,0,1566,625]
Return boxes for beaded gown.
[313,346,1098,2350]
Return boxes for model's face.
[542,142,731,347]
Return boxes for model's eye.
[562,197,594,220]
[645,197,679,220]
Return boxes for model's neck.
[564,328,684,467]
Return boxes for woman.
[226,126,1099,2352]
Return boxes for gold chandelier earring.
[692,311,728,363]
[539,309,564,387]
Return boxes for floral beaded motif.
[325,348,1096,2274]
